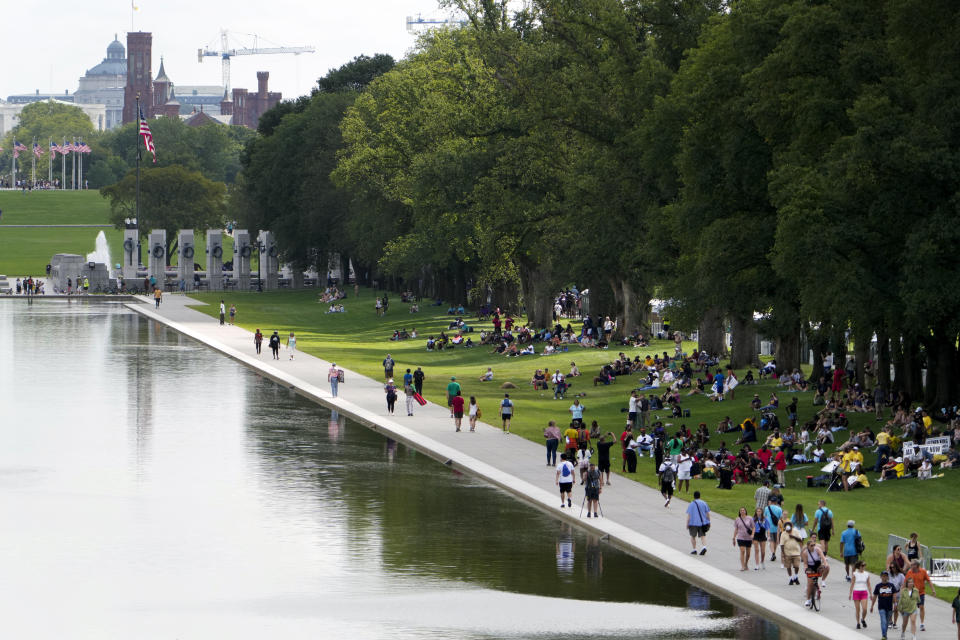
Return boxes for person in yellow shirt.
[842,447,864,490]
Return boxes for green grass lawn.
[0,227,122,277]
[186,287,959,601]
[0,190,111,225]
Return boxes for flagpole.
[136,93,142,267]
[61,138,66,189]
[48,139,53,186]
[78,140,83,189]
[12,141,16,188]
[31,138,36,186]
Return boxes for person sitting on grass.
[479,367,494,382]
[744,370,757,385]
[569,362,581,377]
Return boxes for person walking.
[286,332,297,360]
[328,362,340,397]
[499,393,514,433]
[404,381,416,416]
[219,300,226,325]
[814,499,835,555]
[904,558,936,632]
[951,590,960,640]
[870,570,899,640]
[413,367,425,395]
[228,303,236,325]
[384,378,398,416]
[254,329,263,355]
[733,507,755,571]
[467,396,480,431]
[544,420,561,466]
[686,490,710,555]
[584,462,602,518]
[154,287,162,308]
[898,576,921,640]
[850,560,872,630]
[446,377,461,417]
[751,507,768,570]
[765,498,784,564]
[268,331,281,360]
[451,391,465,431]
[382,353,395,380]
[569,398,585,426]
[840,520,861,582]
[781,521,803,585]
[556,453,575,508]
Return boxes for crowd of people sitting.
[318,287,345,304]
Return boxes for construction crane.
[198,29,315,94]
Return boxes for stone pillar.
[147,229,166,288]
[206,230,224,290]
[258,230,279,290]
[233,229,251,291]
[121,228,139,282]
[177,230,195,291]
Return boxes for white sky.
[1,0,453,101]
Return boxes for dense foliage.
[235,0,960,406]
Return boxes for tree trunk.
[806,322,828,384]
[730,313,758,369]
[518,259,554,329]
[876,328,891,392]
[775,328,802,374]
[609,277,624,336]
[854,335,870,389]
[899,334,924,401]
[927,325,957,408]
[698,307,726,358]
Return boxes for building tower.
[123,32,153,124]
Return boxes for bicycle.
[805,569,822,611]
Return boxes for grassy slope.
[187,288,958,601]
[0,191,237,275]
[0,190,110,225]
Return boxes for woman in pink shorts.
[849,560,871,629]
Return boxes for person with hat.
[840,520,863,582]
[904,558,936,632]
[382,353,396,380]
[842,446,864,490]
[384,378,398,415]
[870,569,899,639]
[583,461,603,518]
[446,376,461,417]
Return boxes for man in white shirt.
[677,450,694,493]
[555,453,576,508]
[637,430,654,457]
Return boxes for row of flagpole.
[1,137,91,189]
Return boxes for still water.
[0,302,781,639]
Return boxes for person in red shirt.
[451,391,465,432]
[773,447,787,486]
[905,558,937,631]
[757,445,773,468]
[831,366,844,401]
[492,314,502,335]
[620,424,633,472]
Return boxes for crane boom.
[198,30,315,94]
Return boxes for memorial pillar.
[147,229,166,288]
[233,229,251,291]
[206,230,223,290]
[258,230,279,290]
[177,230,195,291]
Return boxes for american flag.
[62,141,73,154]
[50,141,59,156]
[139,107,156,163]
[13,140,26,158]
[33,143,43,158]
[79,142,92,154]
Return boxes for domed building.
[74,35,127,130]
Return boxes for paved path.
[126,294,954,640]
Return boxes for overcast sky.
[2,0,452,101]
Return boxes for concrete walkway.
[126,294,953,640]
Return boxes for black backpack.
[817,508,833,532]
[661,464,676,483]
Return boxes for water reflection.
[0,302,780,639]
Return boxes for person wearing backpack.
[658,459,677,507]
[584,462,603,518]
[555,453,576,508]
[499,394,514,433]
[814,499,835,555]
[576,422,591,457]
[840,520,863,582]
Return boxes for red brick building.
[122,32,153,124]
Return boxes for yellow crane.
[198,29,315,94]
